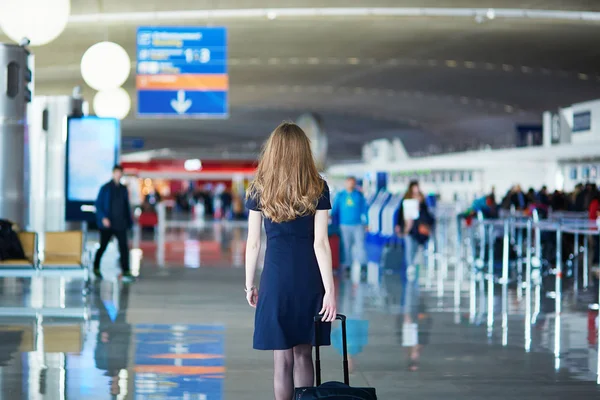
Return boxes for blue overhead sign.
[136,26,228,118]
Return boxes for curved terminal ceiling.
[68,1,600,13]
[6,1,600,161]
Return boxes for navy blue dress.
[246,181,332,350]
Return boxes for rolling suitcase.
[380,238,404,272]
[329,234,341,270]
[294,315,377,400]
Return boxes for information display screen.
[66,117,120,221]
[572,111,591,133]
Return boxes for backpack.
[0,219,26,261]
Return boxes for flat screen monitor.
[66,116,120,221]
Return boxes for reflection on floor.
[0,222,599,399]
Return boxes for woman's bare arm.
[245,210,263,290]
[314,209,337,321]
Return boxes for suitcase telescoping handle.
[314,314,349,386]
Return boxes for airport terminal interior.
[2,1,600,399]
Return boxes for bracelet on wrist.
[244,286,256,293]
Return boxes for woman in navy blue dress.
[244,122,337,400]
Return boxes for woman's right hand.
[246,287,258,308]
[320,291,337,322]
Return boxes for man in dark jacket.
[94,165,134,281]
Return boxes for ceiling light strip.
[68,8,600,24]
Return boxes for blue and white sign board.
[136,26,228,118]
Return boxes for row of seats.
[0,231,84,269]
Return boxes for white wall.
[482,162,547,197]
[328,138,600,202]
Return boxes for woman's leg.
[408,344,422,371]
[293,344,314,388]
[273,349,294,400]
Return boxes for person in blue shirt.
[332,177,368,271]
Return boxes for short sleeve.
[317,181,332,210]
[245,192,260,211]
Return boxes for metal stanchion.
[574,232,580,296]
[463,228,475,324]
[426,235,435,290]
[477,214,487,325]
[596,232,600,385]
[584,238,590,290]
[516,224,524,301]
[132,220,141,249]
[156,202,166,268]
[469,222,478,324]
[525,219,533,352]
[501,219,510,346]
[454,218,463,315]
[437,222,446,300]
[487,223,495,337]
[532,210,542,324]
[554,226,563,360]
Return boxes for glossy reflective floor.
[1,222,600,399]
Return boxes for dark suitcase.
[294,315,377,399]
[380,238,404,272]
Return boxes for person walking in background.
[144,187,161,209]
[332,177,368,273]
[395,181,435,318]
[94,165,134,282]
[244,122,337,400]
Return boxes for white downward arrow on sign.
[170,90,192,114]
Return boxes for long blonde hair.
[247,122,324,223]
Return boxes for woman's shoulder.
[318,178,331,196]
[245,188,261,211]
[316,178,332,210]
[247,187,260,198]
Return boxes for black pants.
[94,229,130,273]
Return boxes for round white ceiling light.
[0,0,71,46]
[81,41,131,91]
[93,88,131,120]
